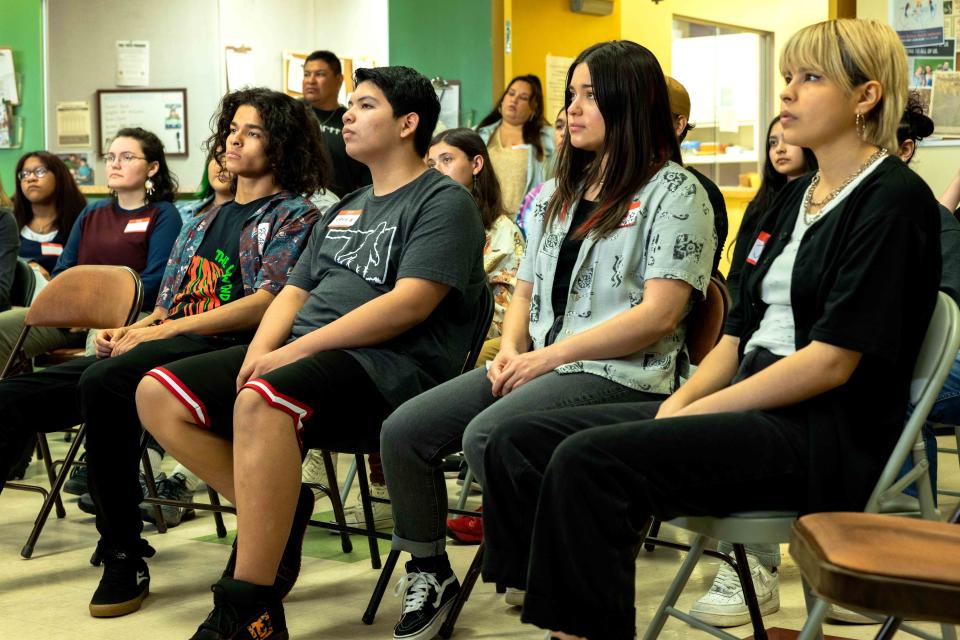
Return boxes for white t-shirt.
[744,157,884,356]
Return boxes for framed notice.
[97,88,188,156]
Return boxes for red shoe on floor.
[446,507,483,544]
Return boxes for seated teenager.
[379,40,716,640]
[0,139,175,367]
[479,20,940,640]
[0,86,325,618]
[135,66,486,639]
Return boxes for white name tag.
[40,242,63,256]
[746,231,771,265]
[328,209,362,228]
[124,217,151,233]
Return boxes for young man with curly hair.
[135,66,488,639]
[0,87,328,618]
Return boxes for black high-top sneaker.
[89,541,156,617]
[191,577,288,640]
[222,484,314,598]
[393,558,460,640]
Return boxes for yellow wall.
[620,1,830,116]
[504,0,621,87]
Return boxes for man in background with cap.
[666,76,728,276]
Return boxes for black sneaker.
[393,561,460,640]
[78,471,166,515]
[139,471,196,526]
[222,484,314,599]
[64,452,89,495]
[191,577,288,640]
[89,542,156,617]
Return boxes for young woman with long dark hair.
[476,75,555,216]
[479,20,940,640]
[12,151,87,277]
[379,40,715,640]
[428,127,524,342]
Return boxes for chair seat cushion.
[791,512,960,624]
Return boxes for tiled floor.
[1,436,957,639]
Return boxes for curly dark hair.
[13,151,87,234]
[113,127,178,203]
[205,87,329,195]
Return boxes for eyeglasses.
[102,152,146,165]
[17,167,49,181]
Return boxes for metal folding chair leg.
[138,435,166,534]
[440,542,485,639]
[363,549,401,625]
[641,533,708,640]
[36,434,66,519]
[732,543,768,640]
[354,453,382,569]
[644,518,662,552]
[20,424,88,558]
[206,487,228,538]
[321,450,353,554]
[454,465,474,513]
[340,456,358,505]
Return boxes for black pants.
[481,349,810,640]
[0,334,241,553]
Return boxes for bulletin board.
[97,88,189,156]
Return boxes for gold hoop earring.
[856,112,866,140]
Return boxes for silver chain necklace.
[802,148,887,225]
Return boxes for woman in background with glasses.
[0,129,181,370]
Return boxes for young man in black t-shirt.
[302,49,372,197]
[136,66,487,639]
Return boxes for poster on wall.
[892,0,946,47]
[0,48,19,105]
[56,101,92,147]
[907,39,956,87]
[56,153,95,186]
[930,70,960,133]
[97,88,188,156]
[116,41,149,87]
[545,54,575,124]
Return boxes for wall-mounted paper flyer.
[116,40,149,87]
[56,101,92,147]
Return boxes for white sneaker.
[826,603,876,624]
[301,450,338,500]
[504,587,525,607]
[689,554,780,628]
[343,482,393,531]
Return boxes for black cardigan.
[725,157,941,512]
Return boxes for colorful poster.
[892,0,946,47]
[908,39,956,86]
[930,70,960,133]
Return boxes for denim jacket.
[519,165,716,394]
[156,192,318,311]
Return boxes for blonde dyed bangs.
[780,19,908,151]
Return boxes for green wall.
[388,0,493,128]
[0,0,44,194]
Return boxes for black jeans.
[481,349,810,640]
[0,334,240,553]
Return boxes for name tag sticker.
[40,242,63,256]
[745,231,771,265]
[328,210,362,228]
[257,222,270,254]
[124,218,151,233]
